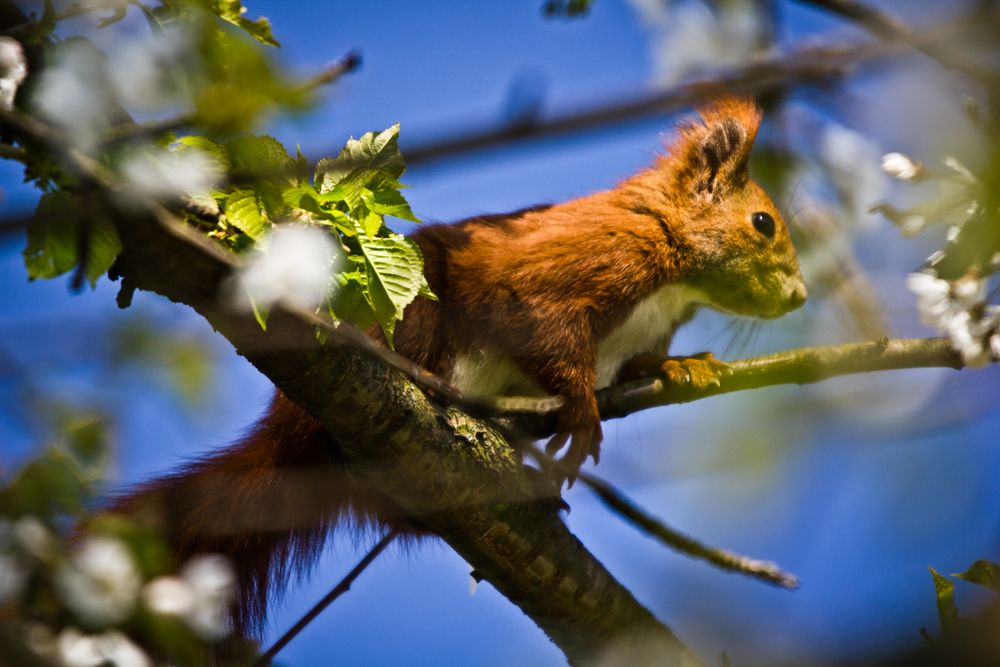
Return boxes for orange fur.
[110,97,805,633]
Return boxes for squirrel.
[110,97,806,634]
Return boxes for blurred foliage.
[6,0,432,345]
[0,412,258,666]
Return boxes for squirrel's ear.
[672,97,762,200]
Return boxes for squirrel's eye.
[751,212,775,238]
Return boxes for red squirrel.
[112,97,806,632]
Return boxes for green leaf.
[315,123,405,197]
[85,216,123,286]
[23,192,122,287]
[364,188,420,223]
[357,233,434,344]
[226,135,294,183]
[329,266,377,332]
[24,192,78,280]
[224,189,268,239]
[954,560,1000,593]
[211,0,280,46]
[930,567,959,635]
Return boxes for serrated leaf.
[23,192,122,287]
[226,135,294,183]
[357,233,434,344]
[367,188,420,223]
[212,0,280,46]
[930,567,958,635]
[224,189,268,239]
[954,560,1000,593]
[315,124,405,196]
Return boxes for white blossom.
[908,271,999,367]
[990,332,1000,360]
[56,537,142,626]
[899,213,927,237]
[57,629,150,667]
[107,29,188,111]
[943,155,976,183]
[31,43,113,151]
[119,147,222,201]
[236,224,341,311]
[25,623,57,658]
[13,515,56,561]
[951,274,986,308]
[631,0,764,85]
[880,152,923,180]
[181,555,235,639]
[947,310,992,368]
[0,37,27,111]
[142,575,195,616]
[57,629,103,667]
[906,272,952,329]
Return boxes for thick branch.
[2,109,702,666]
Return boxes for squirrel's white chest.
[450,284,702,397]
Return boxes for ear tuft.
[670,96,762,200]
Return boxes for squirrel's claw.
[544,421,602,489]
[660,352,730,390]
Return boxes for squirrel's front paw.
[545,398,603,487]
[659,352,731,390]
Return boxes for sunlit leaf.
[224,189,268,239]
[315,123,405,197]
[226,135,294,183]
[954,560,1000,593]
[211,0,280,46]
[929,567,959,635]
[357,233,434,344]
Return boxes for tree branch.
[790,0,998,86]
[507,338,969,440]
[579,471,799,589]
[2,107,703,666]
[399,38,895,165]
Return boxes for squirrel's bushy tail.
[109,392,410,634]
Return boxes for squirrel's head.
[653,97,807,319]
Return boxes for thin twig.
[525,444,799,588]
[251,529,398,667]
[579,470,799,589]
[299,49,362,90]
[100,49,363,147]
[791,0,998,85]
[399,38,895,164]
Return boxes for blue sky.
[2,1,998,665]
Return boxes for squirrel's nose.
[788,282,807,310]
